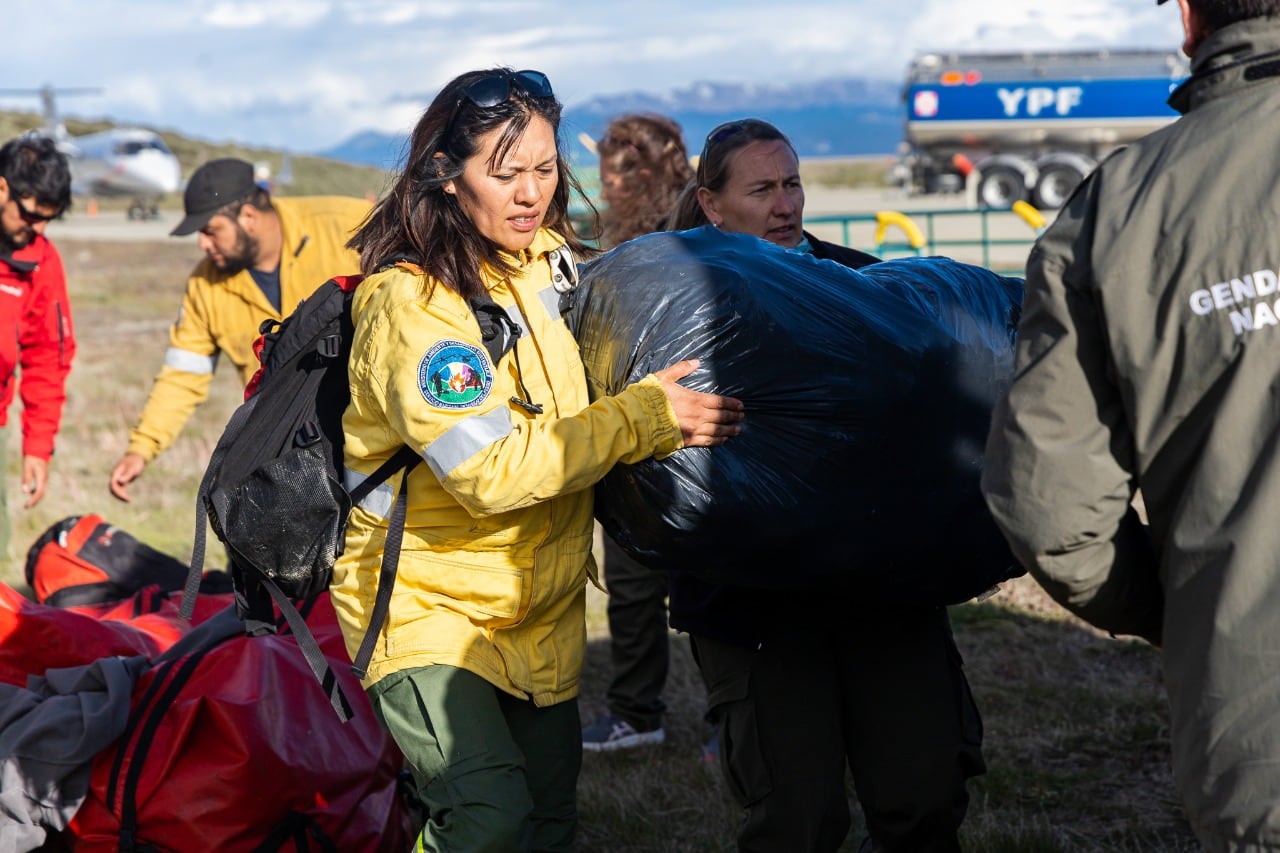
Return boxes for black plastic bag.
[572,226,1025,604]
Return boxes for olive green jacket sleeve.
[981,180,1163,644]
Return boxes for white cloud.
[341,1,421,26]
[202,1,331,28]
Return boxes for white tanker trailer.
[888,49,1190,209]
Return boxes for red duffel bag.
[0,583,228,687]
[66,593,420,852]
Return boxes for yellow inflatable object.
[1012,200,1047,232]
[873,210,927,250]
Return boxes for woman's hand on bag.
[653,359,744,448]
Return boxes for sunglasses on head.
[460,69,554,109]
[11,197,58,225]
[700,120,755,164]
[441,69,555,146]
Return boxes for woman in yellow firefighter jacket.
[331,68,744,851]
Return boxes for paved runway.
[45,187,1046,275]
[49,209,186,244]
[47,187,977,241]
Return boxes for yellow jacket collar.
[488,228,566,278]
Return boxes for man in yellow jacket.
[108,158,368,502]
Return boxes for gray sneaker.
[581,713,665,752]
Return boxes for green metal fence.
[804,202,1047,277]
[571,187,1046,278]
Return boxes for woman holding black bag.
[328,68,743,852]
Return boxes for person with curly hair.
[595,113,693,248]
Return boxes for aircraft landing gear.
[126,199,159,221]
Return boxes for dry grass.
[6,239,243,568]
[10,236,1199,851]
[801,156,896,190]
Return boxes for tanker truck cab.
[892,49,1189,209]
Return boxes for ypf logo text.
[997,87,1084,117]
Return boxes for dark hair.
[0,134,71,212]
[596,113,693,247]
[348,67,594,300]
[669,119,796,231]
[1190,0,1280,30]
[215,185,273,221]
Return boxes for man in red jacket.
[0,135,75,558]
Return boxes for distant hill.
[317,130,408,177]
[320,76,905,170]
[0,108,390,204]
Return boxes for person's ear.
[434,153,457,195]
[1178,0,1209,57]
[237,203,260,233]
[0,177,9,203]
[696,186,721,228]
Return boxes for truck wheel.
[978,166,1028,209]
[1034,163,1085,209]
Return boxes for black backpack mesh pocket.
[207,442,352,600]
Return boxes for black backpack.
[180,266,541,719]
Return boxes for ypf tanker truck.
[888,49,1190,209]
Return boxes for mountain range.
[318,76,906,169]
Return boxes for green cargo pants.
[368,664,582,853]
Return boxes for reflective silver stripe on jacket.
[163,347,217,374]
[537,286,562,321]
[343,469,398,519]
[424,407,514,479]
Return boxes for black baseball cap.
[170,158,257,236]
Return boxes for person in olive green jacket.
[108,158,368,502]
[982,1,1280,848]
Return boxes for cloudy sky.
[4,0,1184,154]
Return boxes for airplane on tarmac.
[0,85,182,220]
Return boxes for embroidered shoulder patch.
[418,340,493,409]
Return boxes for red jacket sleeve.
[18,243,75,460]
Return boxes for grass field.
[9,235,1199,851]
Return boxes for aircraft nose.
[128,152,182,194]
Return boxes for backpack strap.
[111,607,242,851]
[387,252,574,359]
[349,446,421,680]
[181,394,260,620]
[244,445,420,720]
[254,578,356,720]
[468,295,521,366]
[110,607,345,851]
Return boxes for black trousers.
[603,534,669,730]
[692,605,985,853]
